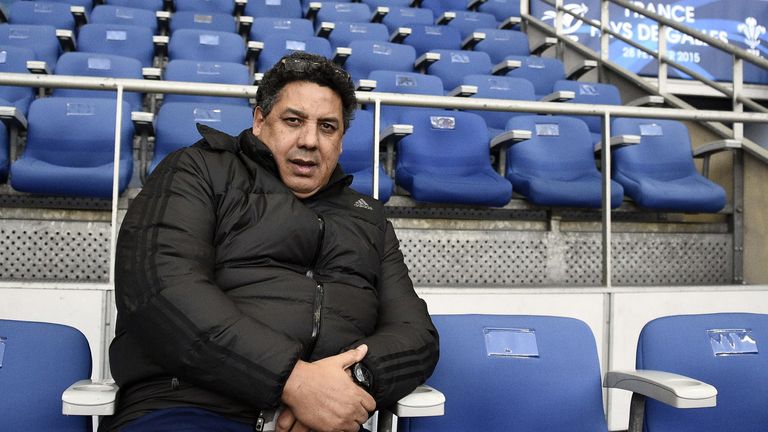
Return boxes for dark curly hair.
[255,52,357,132]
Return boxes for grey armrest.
[156,11,170,34]
[566,59,598,80]
[61,379,119,416]
[492,59,521,75]
[317,21,334,38]
[627,95,665,107]
[27,60,50,75]
[468,0,487,11]
[237,15,253,37]
[382,124,413,175]
[0,106,28,130]
[415,52,440,72]
[371,6,388,23]
[132,111,155,136]
[436,11,456,25]
[594,134,641,153]
[389,27,411,43]
[332,47,351,66]
[253,72,264,85]
[539,90,574,102]
[447,84,477,97]
[461,32,485,50]
[153,35,169,58]
[71,6,87,27]
[692,139,742,158]
[247,40,264,64]
[142,67,162,80]
[56,29,76,51]
[0,8,6,22]
[530,37,557,56]
[234,0,247,16]
[490,129,531,174]
[605,370,716,409]
[356,79,377,92]
[305,1,322,21]
[499,16,522,29]
[394,384,445,417]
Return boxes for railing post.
[372,98,381,200]
[601,112,612,288]
[108,85,124,286]
[731,55,745,284]
[599,0,610,81]
[657,24,668,95]
[519,0,529,16]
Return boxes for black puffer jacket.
[104,125,439,429]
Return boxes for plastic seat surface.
[326,22,388,50]
[53,52,144,111]
[163,59,250,106]
[0,24,60,71]
[78,23,155,67]
[315,2,372,24]
[8,1,76,31]
[367,70,443,130]
[380,7,433,32]
[553,80,622,144]
[105,0,164,11]
[472,28,529,63]
[343,40,415,83]
[0,44,37,114]
[339,110,393,202]
[90,5,159,33]
[170,10,237,33]
[250,18,314,42]
[257,34,332,73]
[426,49,492,93]
[244,0,302,19]
[476,0,522,21]
[169,29,245,63]
[462,74,535,137]
[174,0,235,14]
[504,55,566,100]
[402,24,461,57]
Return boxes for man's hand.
[276,407,311,432]
[281,345,376,432]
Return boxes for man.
[101,52,439,432]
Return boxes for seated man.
[101,52,439,432]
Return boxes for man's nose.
[297,124,319,149]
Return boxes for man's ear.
[252,107,265,136]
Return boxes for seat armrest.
[389,27,411,43]
[332,47,351,66]
[499,16,522,29]
[627,95,665,107]
[468,0,487,11]
[530,37,557,56]
[253,72,264,85]
[132,111,155,136]
[594,134,641,153]
[247,40,264,64]
[317,21,334,38]
[156,11,170,34]
[415,52,440,72]
[27,60,50,75]
[356,79,376,92]
[234,0,247,16]
[0,8,6,22]
[153,35,169,58]
[237,15,253,37]
[371,6,388,23]
[382,124,413,144]
[62,379,119,416]
[539,90,574,102]
[305,2,321,21]
[692,139,742,158]
[490,129,531,150]
[71,6,87,27]
[393,384,445,417]
[436,11,456,25]
[142,67,162,80]
[566,59,598,80]
[605,370,716,409]
[447,84,477,97]
[0,106,28,130]
[56,29,76,51]
[461,32,485,50]
[492,59,521,75]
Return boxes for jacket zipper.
[302,216,325,360]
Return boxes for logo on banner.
[542,3,589,41]
[738,17,766,57]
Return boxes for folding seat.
[11,97,134,198]
[367,70,443,130]
[636,313,768,432]
[104,0,164,12]
[552,80,622,144]
[462,74,535,137]
[472,0,521,22]
[323,22,388,51]
[440,10,498,39]
[313,2,372,24]
[0,319,92,431]
[422,49,492,93]
[256,34,331,73]
[398,24,461,57]
[35,0,93,13]
[0,45,37,115]
[342,40,415,83]
[504,55,566,100]
[420,0,468,16]
[395,109,512,206]
[90,5,159,34]
[0,24,60,71]
[503,115,624,208]
[174,0,235,14]
[149,102,253,173]
[163,59,250,106]
[338,109,393,202]
[249,17,314,43]
[468,27,530,63]
[52,52,145,111]
[168,29,245,63]
[78,23,155,67]
[7,1,77,32]
[610,118,727,212]
[244,0,302,19]
[380,7,433,33]
[170,10,237,33]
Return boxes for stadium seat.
[104,0,164,12]
[11,97,134,198]
[149,102,253,174]
[324,22,389,51]
[35,0,92,13]
[611,118,727,212]
[256,34,331,73]
[169,29,245,63]
[244,0,302,19]
[423,49,492,93]
[420,0,469,17]
[0,319,92,431]
[469,28,530,63]
[90,5,159,34]
[340,40,415,83]
[462,74,535,137]
[441,10,498,39]
[505,115,624,208]
[249,17,314,43]
[403,314,609,431]
[170,10,237,33]
[368,70,443,130]
[163,59,250,106]
[78,23,155,67]
[314,2,372,24]
[173,0,235,14]
[553,80,622,144]
[473,0,522,22]
[7,1,77,32]
[380,7,434,33]
[0,120,7,183]
[0,45,37,115]
[399,24,462,57]
[636,313,768,432]
[504,55,566,100]
[338,109,393,202]
[360,0,411,7]
[0,24,60,71]
[53,52,144,111]
[395,109,512,206]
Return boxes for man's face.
[253,81,344,199]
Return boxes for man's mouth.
[289,158,317,175]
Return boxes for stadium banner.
[531,0,768,84]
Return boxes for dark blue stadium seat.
[105,0,164,11]
[402,315,609,431]
[402,24,461,56]
[338,109,393,202]
[0,24,60,71]
[315,2,372,24]
[325,22,389,50]
[173,0,234,14]
[170,10,237,33]
[471,28,530,63]
[8,1,77,32]
[0,45,37,115]
[343,40,415,83]
[504,55,565,100]
[249,18,314,42]
[78,23,155,67]
[0,319,92,431]
[244,0,302,19]
[505,115,624,208]
[368,70,443,130]
[0,119,8,183]
[396,109,512,206]
[637,313,768,432]
[53,52,144,111]
[11,97,134,198]
[169,29,245,63]
[611,118,726,212]
[163,59,250,106]
[380,7,433,33]
[425,49,492,93]
[462,74,535,137]
[150,102,253,173]
[90,5,158,34]
[442,10,498,39]
[420,0,468,16]
[474,0,521,21]
[553,80,622,144]
[257,34,331,73]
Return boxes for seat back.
[0,319,91,431]
[360,0,411,7]
[0,44,37,114]
[173,0,235,14]
[427,49,492,92]
[504,55,565,99]
[444,10,497,39]
[0,24,60,70]
[473,28,529,63]
[53,52,144,111]
[169,29,245,63]
[476,0,521,21]
[105,0,164,11]
[420,0,468,16]
[368,70,443,129]
[250,18,314,42]
[37,0,93,13]
[90,5,159,33]
[163,59,250,106]
[170,10,237,33]
[8,1,76,31]
[463,74,534,133]
[637,313,768,432]
[404,315,609,432]
[257,34,332,72]
[553,80,621,141]
[344,40,415,83]
[381,7,433,32]
[316,2,372,24]
[338,109,393,201]
[78,23,155,67]
[326,22,388,50]
[245,0,302,18]
[403,24,461,57]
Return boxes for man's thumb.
[341,344,368,367]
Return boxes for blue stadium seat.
[53,52,144,111]
[611,118,727,212]
[368,70,443,130]
[249,17,314,43]
[35,0,92,13]
[0,319,92,431]
[170,10,237,33]
[169,29,245,63]
[173,0,234,14]
[474,0,521,21]
[11,97,134,198]
[7,1,76,31]
[402,314,609,431]
[553,80,622,144]
[315,2,372,24]
[78,23,155,67]
[637,313,768,431]
[380,7,433,33]
[257,34,331,73]
[425,49,492,93]
[360,0,411,7]
[420,0,468,16]
[0,24,60,71]
[338,109,393,202]
[442,10,498,39]
[505,115,624,208]
[104,0,164,11]
[342,40,415,82]
[471,28,530,63]
[504,55,566,100]
[90,5,159,34]
[401,24,461,56]
[325,22,388,50]
[0,45,37,115]
[462,74,535,137]
[150,102,253,173]
[163,59,250,106]
[396,109,512,206]
[0,119,7,183]
[244,0,302,19]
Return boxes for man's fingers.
[276,408,297,432]
[360,392,376,413]
[338,344,368,368]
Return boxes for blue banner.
[531,0,768,84]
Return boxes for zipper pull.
[253,411,265,431]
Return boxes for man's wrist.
[350,362,373,393]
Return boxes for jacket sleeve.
[350,221,440,409]
[114,148,303,408]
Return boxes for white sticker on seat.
[535,124,560,136]
[430,116,456,130]
[199,34,220,46]
[285,40,306,51]
[106,30,127,41]
[484,327,539,358]
[708,329,758,356]
[194,15,214,24]
[66,102,96,116]
[88,57,112,70]
[193,107,222,122]
[639,123,663,136]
